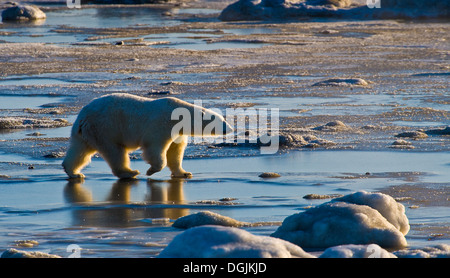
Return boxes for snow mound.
[332,191,410,235]
[0,117,71,130]
[395,130,428,139]
[312,78,370,87]
[271,191,408,249]
[389,139,414,149]
[219,0,449,21]
[313,121,351,132]
[158,225,315,258]
[172,211,250,229]
[319,244,397,258]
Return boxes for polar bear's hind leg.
[97,144,140,179]
[142,145,168,176]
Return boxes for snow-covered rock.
[332,191,410,235]
[172,211,250,229]
[2,5,46,21]
[319,244,397,258]
[158,225,315,258]
[271,192,408,249]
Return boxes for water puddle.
[0,94,72,110]
[223,28,278,36]
[0,77,90,86]
[153,39,268,50]
[146,32,270,50]
[171,8,221,15]
[0,7,179,44]
[0,7,274,50]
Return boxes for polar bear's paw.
[171,172,193,179]
[116,169,140,179]
[67,173,85,179]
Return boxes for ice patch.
[389,139,415,149]
[271,191,408,248]
[1,248,60,258]
[319,244,397,258]
[0,117,71,130]
[393,244,450,258]
[158,225,315,258]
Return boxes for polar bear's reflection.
[63,178,188,227]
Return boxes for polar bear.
[62,93,233,179]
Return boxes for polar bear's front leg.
[166,136,192,178]
[62,136,96,179]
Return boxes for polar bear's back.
[72,94,176,144]
[76,94,144,127]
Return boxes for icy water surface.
[0,94,67,109]
[0,150,448,258]
[0,7,180,43]
[0,2,449,258]
[0,5,269,50]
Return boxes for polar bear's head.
[168,97,233,137]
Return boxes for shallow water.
[0,6,268,50]
[0,150,448,257]
[0,95,68,110]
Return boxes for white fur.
[62,93,231,179]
